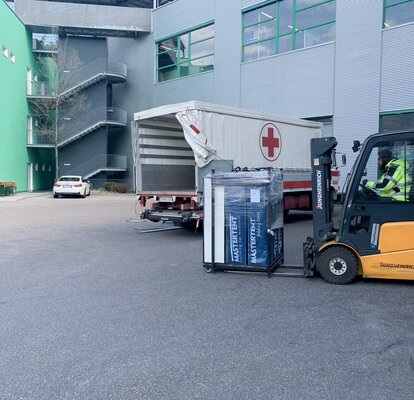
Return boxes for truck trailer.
[132,101,338,225]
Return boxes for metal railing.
[58,107,127,146]
[27,58,126,98]
[27,81,55,97]
[64,154,127,179]
[60,58,127,96]
[27,129,55,146]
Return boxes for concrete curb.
[0,191,51,202]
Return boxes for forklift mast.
[310,137,338,249]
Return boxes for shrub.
[101,182,116,192]
[112,183,129,193]
[100,182,129,193]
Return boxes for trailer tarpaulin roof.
[175,110,216,168]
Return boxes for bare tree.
[29,33,89,179]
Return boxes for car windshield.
[59,177,81,182]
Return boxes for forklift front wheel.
[318,247,359,285]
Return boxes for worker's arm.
[365,165,399,191]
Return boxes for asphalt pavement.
[0,193,413,400]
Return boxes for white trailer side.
[133,101,325,223]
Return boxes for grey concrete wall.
[68,36,108,65]
[15,0,151,34]
[380,23,414,112]
[153,0,214,40]
[333,0,383,172]
[240,43,334,117]
[149,0,335,118]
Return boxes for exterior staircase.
[57,106,127,148]
[60,58,127,99]
[65,154,127,179]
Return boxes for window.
[2,46,8,58]
[356,139,414,203]
[41,0,153,7]
[384,0,414,28]
[10,52,15,63]
[380,110,414,132]
[156,0,175,6]
[156,23,215,82]
[242,0,336,62]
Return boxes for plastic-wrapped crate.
[203,169,283,276]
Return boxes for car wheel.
[317,247,359,285]
[81,190,86,198]
[53,193,58,198]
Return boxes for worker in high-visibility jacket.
[363,149,411,201]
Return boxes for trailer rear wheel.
[318,247,359,284]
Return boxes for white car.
[53,176,91,198]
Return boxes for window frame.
[383,0,414,28]
[379,109,414,133]
[156,22,215,82]
[241,0,335,62]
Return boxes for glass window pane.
[179,61,190,77]
[384,1,414,27]
[296,1,336,30]
[158,65,179,82]
[296,0,330,10]
[190,55,214,74]
[279,0,293,34]
[244,39,276,61]
[356,140,413,203]
[243,20,276,44]
[191,37,214,59]
[244,4,276,26]
[243,26,257,44]
[385,0,410,6]
[158,50,177,68]
[381,112,414,133]
[157,24,214,82]
[158,38,177,53]
[191,24,214,42]
[278,34,293,54]
[179,33,189,58]
[295,23,335,49]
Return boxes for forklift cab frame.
[311,131,414,283]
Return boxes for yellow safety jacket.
[365,158,411,201]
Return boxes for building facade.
[0,0,54,192]
[14,0,414,189]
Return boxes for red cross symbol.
[262,127,279,158]
[259,123,281,161]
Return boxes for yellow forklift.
[302,130,414,284]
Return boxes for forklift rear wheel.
[318,247,359,284]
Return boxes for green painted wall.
[0,1,54,191]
